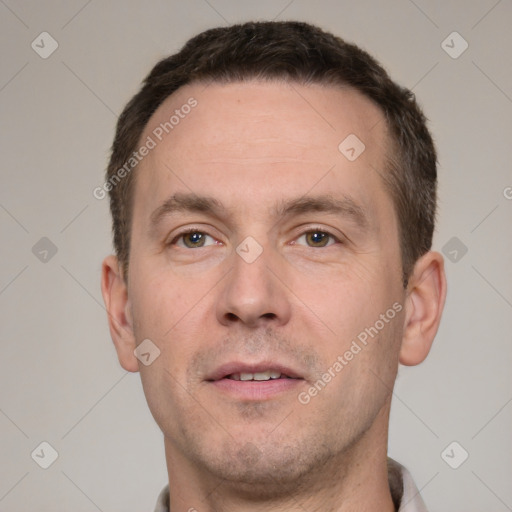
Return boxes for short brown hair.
[106,21,437,287]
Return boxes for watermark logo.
[298,302,403,405]
[236,236,263,264]
[32,237,58,263]
[441,31,469,59]
[93,97,198,200]
[31,441,59,469]
[441,441,469,469]
[31,32,59,59]
[338,134,366,161]
[442,236,468,263]
[134,339,161,366]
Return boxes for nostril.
[224,312,275,322]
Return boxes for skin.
[101,80,447,511]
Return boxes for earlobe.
[399,251,447,366]
[101,255,139,372]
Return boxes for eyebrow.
[149,192,370,231]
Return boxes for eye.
[170,229,218,249]
[295,229,339,248]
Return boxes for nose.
[216,241,292,329]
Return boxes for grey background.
[1,1,511,511]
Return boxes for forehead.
[134,80,391,226]
[142,79,386,156]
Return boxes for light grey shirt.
[153,457,428,512]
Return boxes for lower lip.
[210,378,302,400]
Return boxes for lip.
[206,361,303,381]
[206,360,304,401]
[210,378,302,400]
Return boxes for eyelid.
[168,226,221,247]
[291,225,343,246]
[168,225,344,249]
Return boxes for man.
[100,21,446,511]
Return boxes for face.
[125,81,406,491]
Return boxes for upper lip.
[206,360,303,381]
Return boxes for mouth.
[207,361,303,382]
[226,370,296,381]
[206,362,304,400]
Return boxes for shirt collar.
[154,458,428,512]
[389,458,429,512]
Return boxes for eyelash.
[168,226,342,248]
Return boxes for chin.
[193,435,337,499]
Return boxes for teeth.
[230,370,283,381]
[254,371,272,381]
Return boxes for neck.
[163,404,396,512]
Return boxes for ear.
[399,251,447,366]
[101,255,139,372]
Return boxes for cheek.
[308,302,403,429]
[130,260,185,331]
[296,261,403,379]
[298,265,383,332]
[130,266,212,376]
[131,272,203,433]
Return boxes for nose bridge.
[216,234,291,327]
